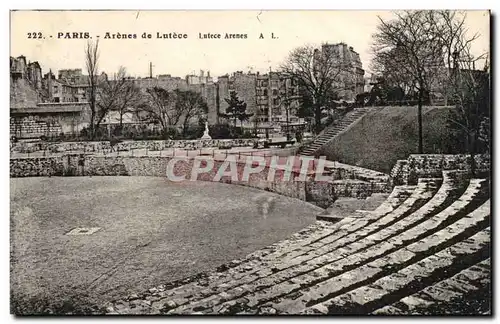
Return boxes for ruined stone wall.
[391,154,491,185]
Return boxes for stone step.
[371,258,491,315]
[298,110,370,154]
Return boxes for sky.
[10,10,490,79]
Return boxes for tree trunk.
[469,131,477,177]
[314,103,322,135]
[417,90,423,154]
[89,110,96,140]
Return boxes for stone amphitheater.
[10,135,491,315]
[96,155,491,315]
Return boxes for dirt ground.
[10,176,322,313]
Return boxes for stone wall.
[10,155,391,208]
[11,138,258,154]
[391,154,491,185]
[10,103,90,139]
[10,115,63,139]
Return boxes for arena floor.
[10,176,322,312]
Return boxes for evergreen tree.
[220,92,253,128]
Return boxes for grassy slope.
[319,106,461,173]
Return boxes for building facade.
[315,43,365,101]
[10,56,90,139]
[217,71,302,129]
[10,56,47,108]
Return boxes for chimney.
[207,71,210,78]
[48,69,53,101]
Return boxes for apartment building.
[218,71,302,128]
[315,42,365,101]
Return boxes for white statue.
[201,121,212,140]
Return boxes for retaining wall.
[10,155,391,208]
[11,139,259,154]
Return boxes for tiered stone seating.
[372,258,491,315]
[302,201,490,314]
[104,170,490,315]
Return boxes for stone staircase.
[298,108,371,156]
[104,169,491,315]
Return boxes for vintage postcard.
[9,10,491,315]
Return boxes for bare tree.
[435,11,490,174]
[280,44,350,134]
[117,80,143,129]
[95,67,125,131]
[174,89,208,136]
[372,10,489,167]
[372,11,447,153]
[141,87,181,137]
[105,67,143,129]
[87,66,145,138]
[85,40,100,139]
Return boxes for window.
[263,89,268,96]
[272,89,278,96]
